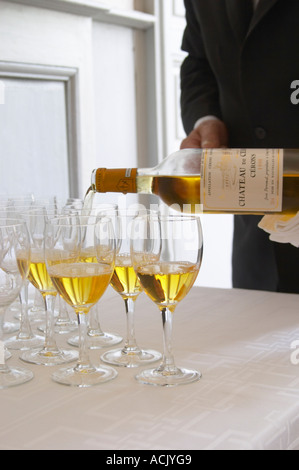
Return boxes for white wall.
[0,0,233,289]
[0,0,96,198]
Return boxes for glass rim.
[135,212,201,221]
[0,217,27,228]
[45,215,114,227]
[0,207,60,213]
[115,208,156,217]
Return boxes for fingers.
[180,128,202,149]
[180,119,229,149]
[199,120,229,148]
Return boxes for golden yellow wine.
[16,256,29,280]
[18,251,56,295]
[150,174,299,214]
[110,254,142,300]
[151,175,201,213]
[90,149,299,215]
[48,262,113,313]
[136,261,199,312]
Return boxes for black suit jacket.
[180,0,299,292]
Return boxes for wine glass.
[18,209,78,366]
[0,209,44,349]
[131,212,203,386]
[45,214,118,387]
[67,205,122,349]
[101,209,161,368]
[0,219,34,388]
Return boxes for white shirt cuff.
[193,115,221,129]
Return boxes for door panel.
[0,78,69,198]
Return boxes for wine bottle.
[90,148,299,215]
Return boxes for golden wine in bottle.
[89,148,299,215]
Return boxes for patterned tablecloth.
[1,286,299,450]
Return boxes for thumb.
[199,120,228,148]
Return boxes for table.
[1,286,299,451]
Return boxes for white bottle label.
[200,148,283,212]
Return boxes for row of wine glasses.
[0,200,119,347]
[0,218,34,387]
[0,201,203,388]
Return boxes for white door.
[0,0,161,202]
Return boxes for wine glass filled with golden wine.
[101,209,161,368]
[67,204,122,349]
[131,212,203,386]
[45,213,118,387]
[18,209,78,366]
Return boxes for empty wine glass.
[131,212,203,386]
[0,219,34,388]
[45,214,118,387]
[101,209,161,368]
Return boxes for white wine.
[110,254,142,300]
[90,148,299,215]
[48,262,113,313]
[18,251,56,295]
[136,261,199,313]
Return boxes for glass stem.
[161,307,176,372]
[123,297,139,353]
[88,303,104,336]
[31,289,44,313]
[0,308,8,372]
[17,281,34,340]
[76,312,92,369]
[42,294,59,354]
[56,296,71,325]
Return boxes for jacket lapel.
[226,0,280,44]
[226,0,252,43]
[248,0,280,36]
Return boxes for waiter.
[180,0,299,293]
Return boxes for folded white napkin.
[258,212,299,247]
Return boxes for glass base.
[68,331,123,350]
[51,363,118,387]
[3,321,20,334]
[20,348,78,366]
[5,334,45,351]
[38,320,78,335]
[135,366,202,387]
[101,347,162,368]
[27,311,46,324]
[0,366,34,389]
[5,349,12,361]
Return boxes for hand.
[180,119,229,149]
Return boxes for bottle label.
[200,149,283,212]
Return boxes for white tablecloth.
[1,286,299,450]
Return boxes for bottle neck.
[91,168,138,194]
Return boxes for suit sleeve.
[180,0,222,135]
